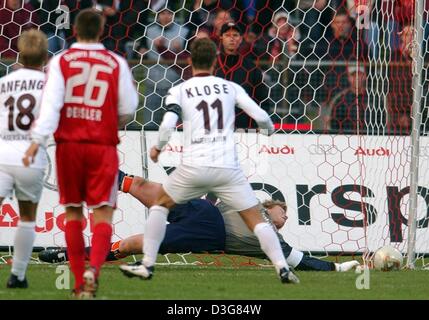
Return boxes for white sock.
[142,205,169,267]
[11,221,36,281]
[286,248,304,268]
[253,222,289,272]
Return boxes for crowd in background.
[0,0,428,134]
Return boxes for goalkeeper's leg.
[118,169,164,207]
[284,246,359,272]
[106,235,142,260]
[38,235,143,263]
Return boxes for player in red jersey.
[23,9,138,298]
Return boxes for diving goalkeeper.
[39,171,359,272]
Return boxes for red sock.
[65,220,85,290]
[90,223,112,278]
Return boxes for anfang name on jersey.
[0,79,44,94]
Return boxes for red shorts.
[55,142,118,208]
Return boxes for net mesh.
[0,0,428,268]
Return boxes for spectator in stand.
[239,25,270,63]
[329,65,385,134]
[95,0,152,57]
[296,0,333,56]
[62,0,93,46]
[262,11,300,120]
[393,0,414,27]
[138,6,189,128]
[267,11,299,62]
[120,0,149,59]
[189,0,240,37]
[316,7,367,61]
[387,24,429,134]
[248,0,285,35]
[0,0,39,59]
[388,23,427,134]
[160,28,211,81]
[329,65,367,133]
[316,7,368,123]
[29,0,66,55]
[362,0,413,59]
[208,9,234,44]
[93,0,121,53]
[215,22,270,129]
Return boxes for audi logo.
[308,144,339,155]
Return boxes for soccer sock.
[65,220,85,289]
[142,205,169,267]
[253,222,288,272]
[89,222,112,277]
[11,221,36,281]
[121,175,134,193]
[108,240,127,260]
[84,240,125,262]
[285,248,304,269]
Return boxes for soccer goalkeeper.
[40,171,359,272]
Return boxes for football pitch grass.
[0,255,428,300]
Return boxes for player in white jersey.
[0,30,48,289]
[120,38,299,284]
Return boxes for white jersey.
[0,68,47,169]
[164,75,273,168]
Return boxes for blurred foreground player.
[23,9,138,298]
[119,38,299,284]
[0,30,48,289]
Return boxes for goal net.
[0,0,428,268]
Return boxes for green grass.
[0,255,428,300]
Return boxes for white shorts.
[163,165,259,212]
[0,165,45,203]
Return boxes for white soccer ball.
[373,245,403,271]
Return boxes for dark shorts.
[159,199,226,254]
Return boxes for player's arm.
[150,87,181,163]
[232,82,274,135]
[23,55,65,166]
[117,56,139,128]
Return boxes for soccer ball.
[373,245,403,271]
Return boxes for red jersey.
[32,43,138,146]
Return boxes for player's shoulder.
[168,79,186,94]
[109,51,131,71]
[191,75,238,90]
[0,69,18,83]
[49,49,69,67]
[219,77,243,95]
[0,67,44,83]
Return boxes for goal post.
[406,0,426,269]
[0,0,428,268]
